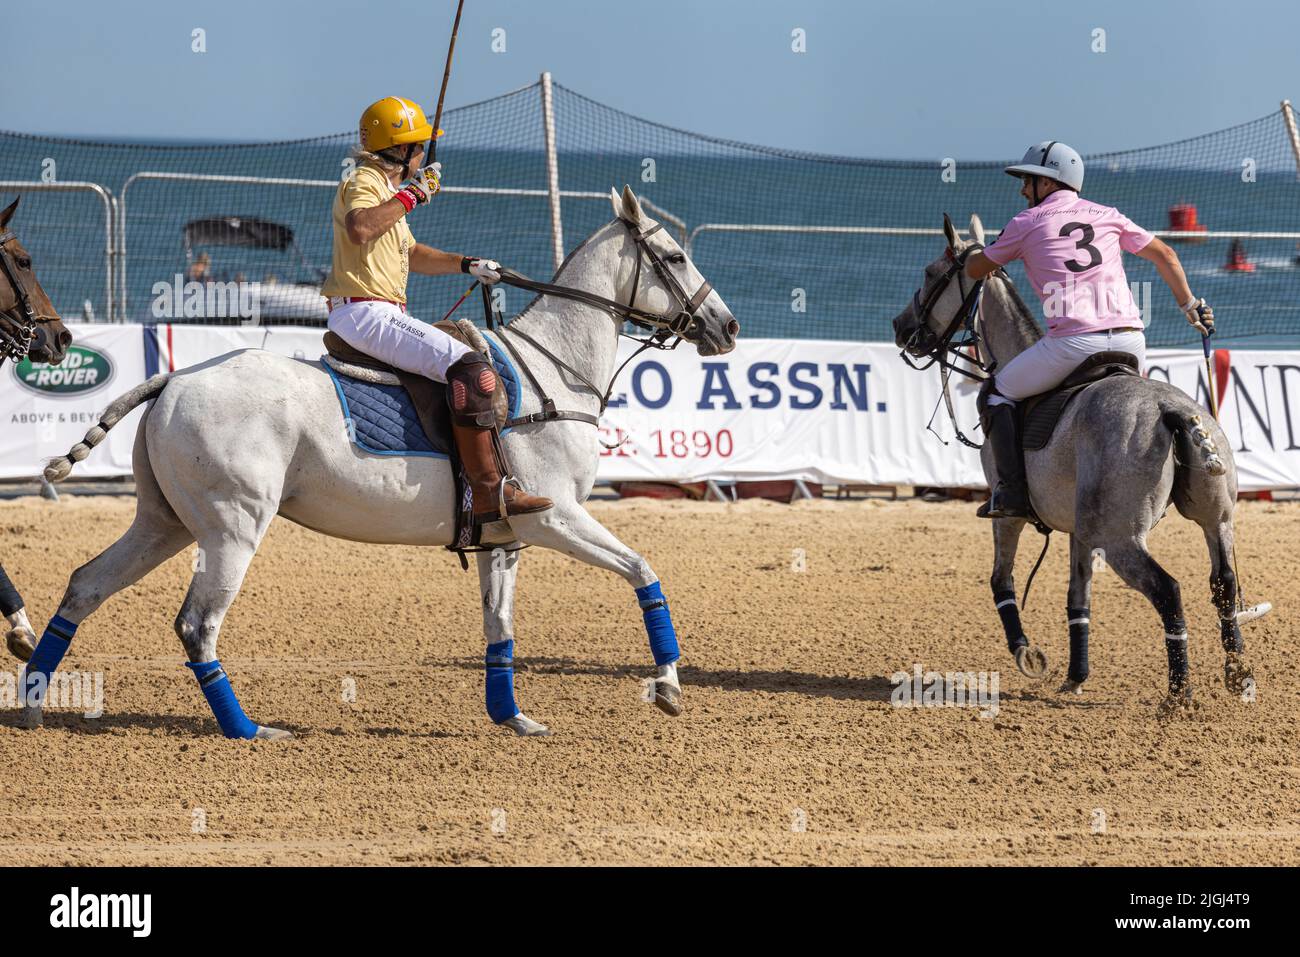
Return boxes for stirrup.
[978,486,1030,520]
[471,477,514,525]
[473,475,550,524]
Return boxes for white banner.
[1146,348,1300,492]
[1,324,149,479]
[4,326,1298,491]
[595,338,985,486]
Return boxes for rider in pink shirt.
[984,190,1154,336]
[961,141,1215,520]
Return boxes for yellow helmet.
[359,96,437,153]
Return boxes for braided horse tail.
[43,373,171,483]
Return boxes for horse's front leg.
[991,517,1047,678]
[475,547,549,736]
[1060,534,1095,694]
[0,562,36,661]
[510,504,682,716]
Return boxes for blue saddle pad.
[325,337,522,458]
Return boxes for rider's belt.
[326,296,406,312]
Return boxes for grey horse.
[893,213,1263,716]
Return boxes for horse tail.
[43,373,172,483]
[1161,407,1226,478]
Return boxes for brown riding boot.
[451,423,553,520]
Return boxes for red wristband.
[395,189,417,213]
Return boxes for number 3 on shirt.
[1060,221,1102,273]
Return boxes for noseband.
[0,230,39,365]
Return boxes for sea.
[2,133,1298,348]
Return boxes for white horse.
[26,187,738,738]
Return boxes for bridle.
[484,217,717,430]
[898,245,994,450]
[0,230,40,366]
[900,246,989,379]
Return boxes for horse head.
[0,197,72,365]
[607,185,738,357]
[892,212,986,356]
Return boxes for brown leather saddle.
[322,321,509,451]
[1018,350,1140,451]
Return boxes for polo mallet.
[439,280,479,323]
[1201,327,1272,625]
[1200,328,1220,421]
[427,0,467,167]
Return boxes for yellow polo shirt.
[321,163,413,303]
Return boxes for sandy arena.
[0,493,1295,865]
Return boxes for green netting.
[2,80,1297,346]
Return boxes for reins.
[470,218,711,434]
[902,248,991,451]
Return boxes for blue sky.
[7,0,1297,158]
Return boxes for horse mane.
[507,220,614,327]
[988,269,1044,344]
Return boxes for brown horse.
[2,195,72,660]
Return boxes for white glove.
[462,257,503,284]
[395,163,442,210]
[1182,296,1215,336]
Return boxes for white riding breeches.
[989,328,1146,406]
[326,298,473,383]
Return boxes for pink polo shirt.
[983,190,1153,337]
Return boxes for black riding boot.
[977,402,1030,519]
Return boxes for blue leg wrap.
[186,659,259,739]
[636,581,680,666]
[485,639,520,724]
[22,614,77,708]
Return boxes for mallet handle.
[1202,332,1220,420]
[429,0,467,165]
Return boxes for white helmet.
[1004,141,1084,192]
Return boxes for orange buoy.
[1224,238,1255,273]
[1168,203,1208,242]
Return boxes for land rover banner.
[2,325,1298,491]
[1,324,147,480]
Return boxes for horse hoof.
[253,725,294,741]
[1156,688,1197,722]
[654,679,682,717]
[502,713,551,737]
[5,627,35,663]
[1014,645,1048,679]
[1057,679,1085,695]
[18,706,43,730]
[1223,653,1255,696]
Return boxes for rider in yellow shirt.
[323,96,551,520]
